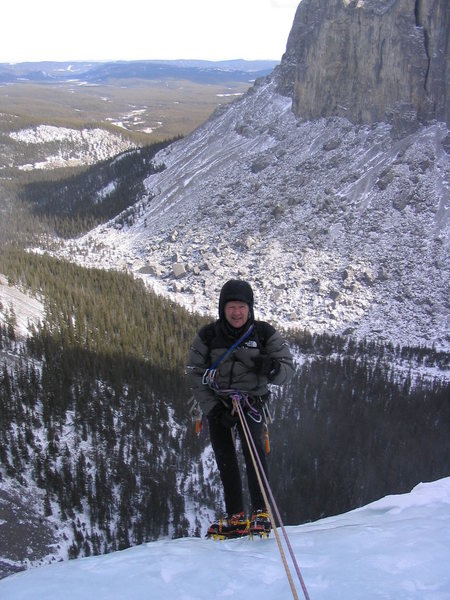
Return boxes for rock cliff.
[277,0,448,136]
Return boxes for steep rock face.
[278,0,448,133]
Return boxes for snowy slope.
[7,125,136,170]
[0,478,449,600]
[53,75,449,351]
[0,274,44,338]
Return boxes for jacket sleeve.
[186,331,219,416]
[265,329,295,386]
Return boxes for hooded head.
[218,279,254,324]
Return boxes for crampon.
[206,511,272,540]
[249,510,271,538]
[206,512,250,540]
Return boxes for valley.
[0,59,274,144]
[0,78,249,143]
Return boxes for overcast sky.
[1,1,299,64]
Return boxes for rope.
[232,394,311,600]
[238,398,310,597]
[232,395,298,599]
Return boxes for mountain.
[0,60,278,85]
[54,0,449,351]
[0,477,449,599]
[80,61,277,85]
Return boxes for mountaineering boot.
[249,510,271,537]
[207,512,249,539]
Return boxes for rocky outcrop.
[277,0,448,133]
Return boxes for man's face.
[224,301,249,329]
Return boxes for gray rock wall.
[277,0,448,132]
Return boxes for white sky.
[1,1,300,64]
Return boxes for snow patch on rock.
[9,125,136,170]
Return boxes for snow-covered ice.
[1,478,449,600]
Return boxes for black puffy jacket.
[187,319,294,416]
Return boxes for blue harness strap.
[202,324,254,387]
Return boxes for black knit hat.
[218,279,254,321]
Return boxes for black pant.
[208,407,268,516]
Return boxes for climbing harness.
[215,389,272,455]
[235,392,262,423]
[232,391,311,600]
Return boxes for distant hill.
[0,59,279,85]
